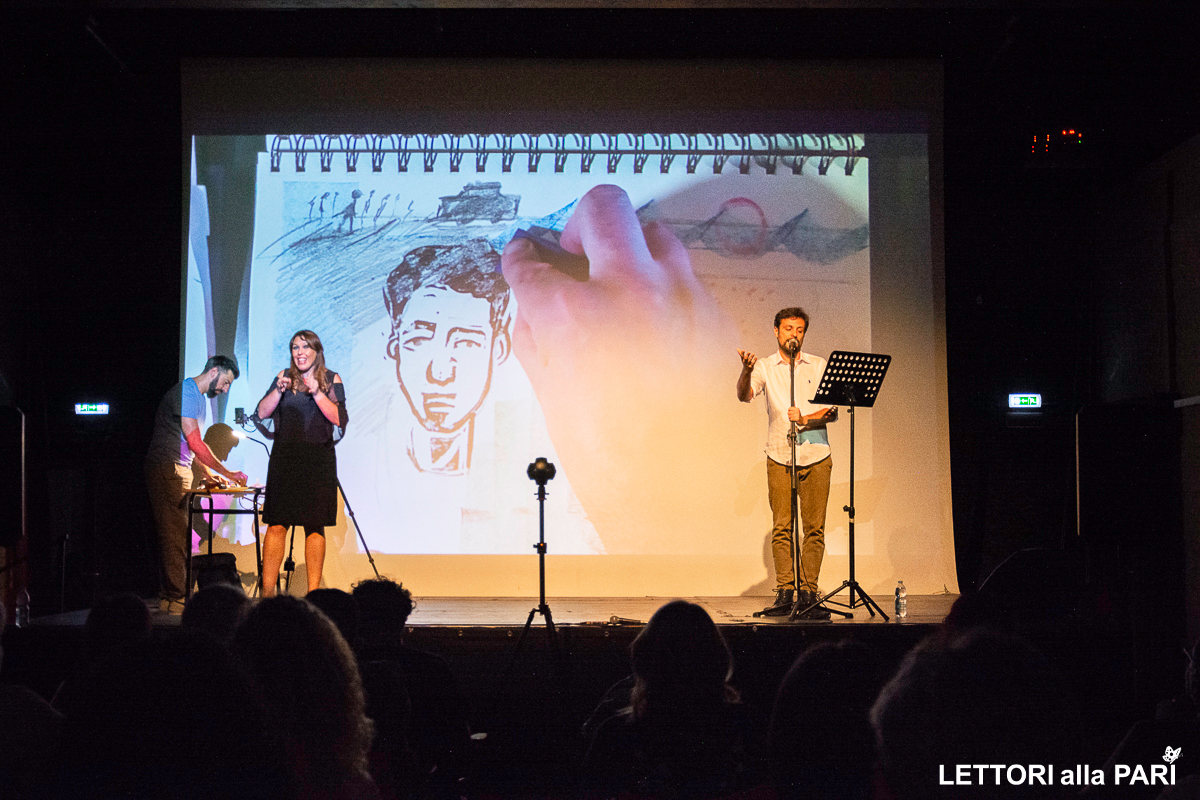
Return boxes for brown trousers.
[767,456,831,593]
[144,460,195,601]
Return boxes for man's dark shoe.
[761,588,794,617]
[796,589,832,621]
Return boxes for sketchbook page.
[246,134,869,557]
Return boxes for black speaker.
[190,552,241,591]
[0,406,24,547]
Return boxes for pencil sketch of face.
[384,241,511,472]
[396,286,497,431]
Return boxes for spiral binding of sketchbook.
[269,133,866,177]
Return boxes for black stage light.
[527,457,556,486]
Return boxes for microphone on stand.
[785,338,800,355]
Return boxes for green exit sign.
[1007,393,1042,409]
[74,403,110,415]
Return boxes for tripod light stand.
[503,457,568,681]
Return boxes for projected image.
[187,134,870,557]
[643,196,867,264]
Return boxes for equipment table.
[184,485,265,597]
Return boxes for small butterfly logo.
[1164,746,1182,764]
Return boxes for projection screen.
[180,59,953,597]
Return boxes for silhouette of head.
[306,588,360,647]
[181,583,249,645]
[769,640,883,800]
[352,578,414,647]
[233,596,373,791]
[84,592,152,665]
[871,629,1073,800]
[629,600,737,718]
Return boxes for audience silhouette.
[181,581,249,645]
[871,627,1076,800]
[579,599,755,799]
[233,595,378,800]
[352,577,471,795]
[1084,637,1200,800]
[57,627,287,800]
[51,590,151,715]
[6,585,1185,800]
[768,639,884,800]
[310,585,425,799]
[0,599,64,800]
[307,587,361,647]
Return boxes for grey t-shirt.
[145,378,205,467]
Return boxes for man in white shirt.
[737,308,836,619]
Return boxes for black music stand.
[790,350,892,622]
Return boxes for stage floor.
[30,592,956,628]
[396,593,954,626]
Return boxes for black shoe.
[761,588,794,617]
[797,589,832,620]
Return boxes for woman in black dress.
[256,330,347,596]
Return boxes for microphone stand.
[337,478,381,580]
[787,344,803,615]
[783,342,849,622]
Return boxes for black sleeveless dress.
[260,373,347,529]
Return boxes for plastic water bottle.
[15,587,31,628]
[895,581,907,619]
